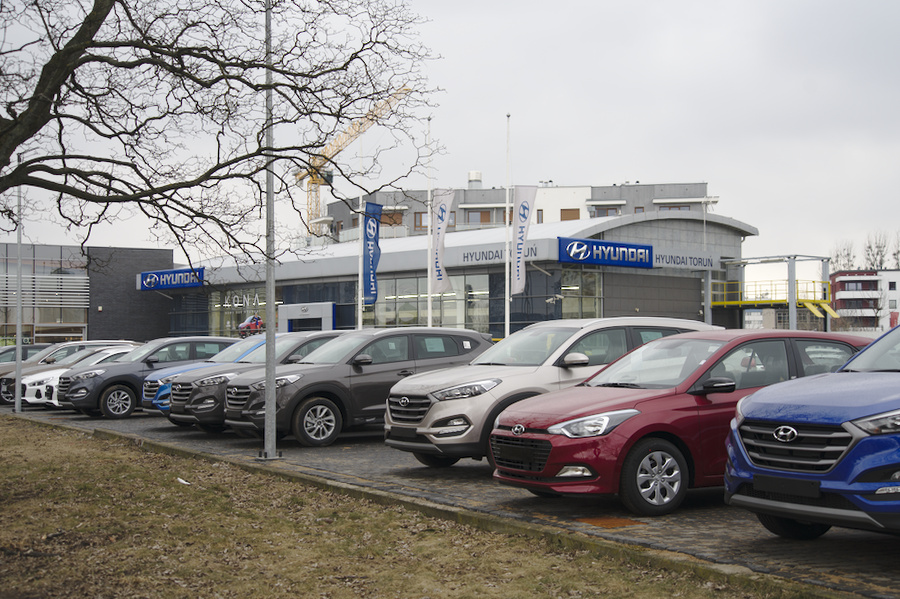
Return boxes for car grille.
[490,435,553,472]
[57,376,72,397]
[142,380,160,401]
[225,385,251,410]
[738,419,854,473]
[171,382,193,403]
[387,394,432,423]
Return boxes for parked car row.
[7,317,898,541]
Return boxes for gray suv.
[384,317,721,467]
[224,327,493,446]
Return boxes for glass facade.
[191,263,607,340]
[0,244,89,344]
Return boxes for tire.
[619,438,688,516]
[413,452,460,468]
[756,513,831,540]
[291,397,342,447]
[99,385,136,419]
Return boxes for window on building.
[589,207,618,218]
[635,206,644,214]
[659,205,690,211]
[415,211,456,230]
[536,209,543,224]
[891,300,897,309]
[466,210,491,225]
[891,282,897,291]
[560,208,580,221]
[381,211,403,226]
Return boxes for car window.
[473,326,578,367]
[153,342,191,363]
[288,337,333,360]
[46,346,80,362]
[568,328,627,366]
[796,340,857,376]
[195,341,230,359]
[711,340,789,390]
[361,336,409,365]
[634,327,682,344]
[413,335,460,360]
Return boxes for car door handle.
[397,370,415,377]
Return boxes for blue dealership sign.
[139,267,205,290]
[558,237,653,269]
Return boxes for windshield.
[206,337,261,363]
[472,327,579,367]
[241,335,315,363]
[55,348,103,365]
[296,333,367,364]
[842,326,900,372]
[585,337,725,389]
[116,340,169,363]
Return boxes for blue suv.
[724,327,900,539]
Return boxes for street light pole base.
[256,450,283,461]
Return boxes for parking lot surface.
[11,407,897,598]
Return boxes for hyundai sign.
[558,237,652,269]
[138,267,204,290]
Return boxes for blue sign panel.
[140,267,205,290]
[362,202,382,305]
[558,237,653,269]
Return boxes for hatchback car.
[20,346,136,408]
[60,336,236,418]
[385,317,721,468]
[726,326,900,539]
[165,331,341,432]
[224,327,492,446]
[490,329,870,516]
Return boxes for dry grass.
[0,415,818,599]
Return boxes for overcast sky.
[8,0,900,279]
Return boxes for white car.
[384,317,722,467]
[21,346,136,408]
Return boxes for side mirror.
[144,356,159,365]
[562,352,590,368]
[693,376,736,395]
[286,355,303,363]
[353,354,373,366]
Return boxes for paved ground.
[9,407,897,599]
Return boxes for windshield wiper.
[594,382,644,389]
[474,362,511,366]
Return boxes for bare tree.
[863,231,889,270]
[892,232,900,269]
[831,240,856,272]
[0,0,432,263]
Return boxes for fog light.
[434,417,471,437]
[555,466,592,478]
[191,399,217,412]
[875,486,900,495]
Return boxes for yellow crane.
[296,88,411,236]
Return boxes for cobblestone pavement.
[11,407,897,599]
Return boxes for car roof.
[523,317,721,331]
[657,328,872,345]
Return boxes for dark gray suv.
[224,327,492,446]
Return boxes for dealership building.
[164,180,759,339]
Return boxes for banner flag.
[362,202,382,305]
[511,185,537,295]
[430,189,456,294]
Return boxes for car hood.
[173,362,265,383]
[497,385,674,428]
[146,362,218,381]
[741,371,900,424]
[391,364,543,396]
[22,367,67,382]
[227,362,338,386]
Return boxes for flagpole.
[504,113,511,338]
[357,194,364,329]
[426,117,434,327]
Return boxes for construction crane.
[296,88,411,236]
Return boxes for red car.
[238,314,264,338]
[490,329,871,516]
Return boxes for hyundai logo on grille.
[398,396,410,407]
[512,424,526,436]
[773,425,799,443]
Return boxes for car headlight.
[251,374,302,391]
[547,409,640,438]
[734,395,752,427]
[195,373,237,387]
[159,375,179,384]
[431,379,501,401]
[26,377,51,387]
[71,369,105,381]
[853,408,900,435]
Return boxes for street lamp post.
[14,152,26,413]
